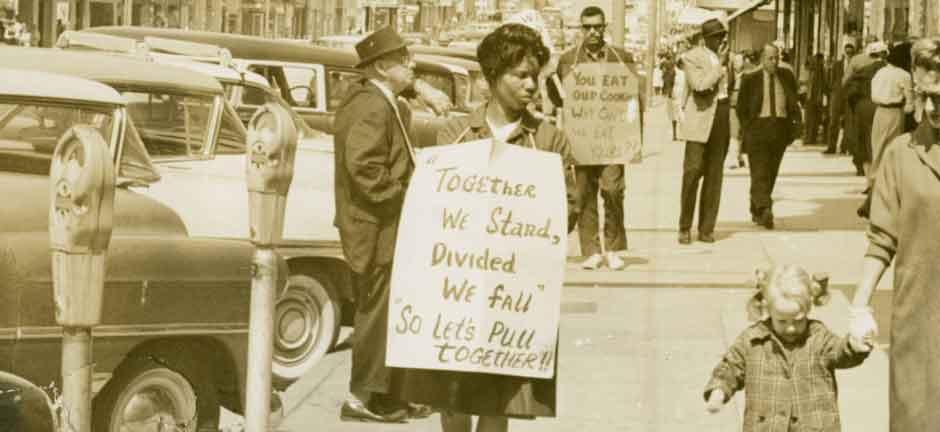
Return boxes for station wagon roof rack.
[143,36,234,68]
[56,30,150,60]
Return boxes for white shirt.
[486,118,521,142]
[368,79,397,108]
[708,50,729,100]
[871,64,914,112]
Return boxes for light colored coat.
[678,45,725,143]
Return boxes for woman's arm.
[852,257,888,307]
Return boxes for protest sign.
[387,139,566,379]
[562,62,642,164]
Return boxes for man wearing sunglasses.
[556,6,643,271]
[676,18,731,245]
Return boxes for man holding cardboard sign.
[557,6,643,271]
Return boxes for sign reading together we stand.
[387,139,566,379]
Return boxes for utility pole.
[646,0,658,101]
[612,0,624,48]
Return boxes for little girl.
[704,265,872,431]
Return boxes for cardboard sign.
[562,62,642,164]
[387,139,567,379]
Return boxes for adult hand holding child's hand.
[849,306,878,351]
[705,389,725,414]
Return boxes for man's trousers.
[576,164,627,256]
[350,264,394,396]
[679,100,730,235]
[747,118,790,217]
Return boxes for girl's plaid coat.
[705,320,869,431]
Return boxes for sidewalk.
[252,102,892,431]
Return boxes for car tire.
[93,357,219,432]
[272,272,341,387]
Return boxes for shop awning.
[676,6,726,25]
[727,0,773,21]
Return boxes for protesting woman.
[850,37,940,431]
[395,22,579,432]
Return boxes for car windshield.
[122,90,215,159]
[0,101,114,175]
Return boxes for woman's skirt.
[393,342,559,418]
[870,106,904,177]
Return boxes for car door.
[242,61,335,134]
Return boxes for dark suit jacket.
[333,80,414,274]
[736,68,802,144]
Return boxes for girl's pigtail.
[746,267,770,321]
[811,273,830,306]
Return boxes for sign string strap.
[391,97,418,165]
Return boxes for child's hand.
[705,389,725,414]
[848,334,873,352]
[849,306,878,343]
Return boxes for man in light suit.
[677,18,731,244]
[736,44,802,229]
[333,26,430,423]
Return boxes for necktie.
[769,73,777,118]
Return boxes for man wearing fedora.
[676,18,732,244]
[333,25,431,423]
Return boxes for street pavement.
[225,99,895,431]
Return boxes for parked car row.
[1,28,489,432]
[0,44,345,431]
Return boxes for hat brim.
[355,40,414,68]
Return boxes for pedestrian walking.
[395,23,578,432]
[850,37,940,432]
[332,26,432,423]
[857,44,914,217]
[845,42,889,218]
[736,44,802,230]
[670,58,686,141]
[824,42,857,155]
[843,36,880,176]
[676,18,731,244]
[704,265,871,431]
[803,53,826,144]
[557,6,640,269]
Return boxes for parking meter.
[246,103,297,246]
[244,103,296,432]
[48,125,115,328]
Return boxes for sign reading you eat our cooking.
[563,62,642,165]
[387,139,565,379]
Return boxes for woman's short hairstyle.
[477,23,550,86]
[912,37,940,73]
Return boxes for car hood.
[0,172,188,236]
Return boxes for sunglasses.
[582,24,606,31]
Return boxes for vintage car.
[0,66,251,431]
[1,47,350,387]
[316,33,478,61]
[0,370,57,431]
[54,30,328,147]
[84,26,471,147]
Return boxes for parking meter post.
[48,126,115,432]
[244,104,297,432]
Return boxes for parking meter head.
[246,103,297,197]
[48,126,114,326]
[48,125,115,255]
